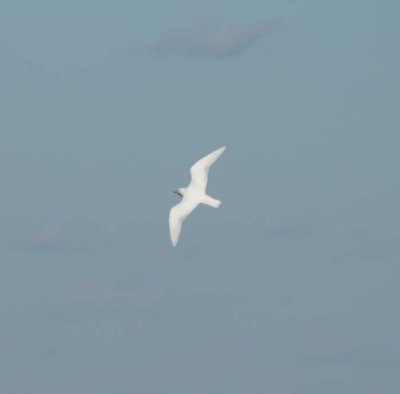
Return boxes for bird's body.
[169,146,226,247]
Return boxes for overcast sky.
[1,0,400,393]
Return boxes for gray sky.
[1,0,400,393]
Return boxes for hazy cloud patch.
[142,19,279,59]
[333,236,400,265]
[305,350,400,368]
[73,282,245,321]
[76,283,164,309]
[262,221,313,242]
[2,215,115,254]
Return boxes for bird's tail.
[202,195,221,208]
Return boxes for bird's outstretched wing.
[190,146,226,190]
[169,198,199,247]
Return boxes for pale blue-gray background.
[1,0,399,393]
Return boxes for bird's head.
[173,188,185,198]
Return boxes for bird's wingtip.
[171,237,178,247]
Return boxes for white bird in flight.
[169,146,226,247]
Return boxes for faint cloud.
[262,221,313,242]
[178,243,205,260]
[76,283,163,309]
[142,19,280,59]
[305,350,400,368]
[0,37,17,67]
[332,236,400,265]
[73,282,244,320]
[0,37,45,77]
[3,216,115,254]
